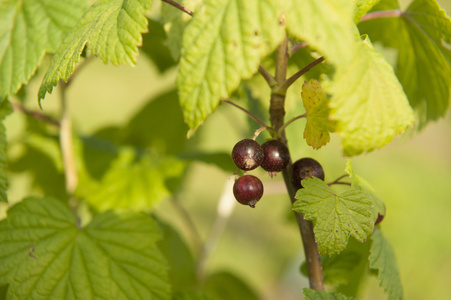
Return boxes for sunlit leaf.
[0,0,87,98]
[294,177,375,255]
[0,100,12,202]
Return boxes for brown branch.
[328,174,351,186]
[270,37,324,290]
[258,65,277,87]
[278,113,307,136]
[162,0,193,16]
[359,10,403,23]
[289,42,308,56]
[220,99,271,129]
[11,102,60,127]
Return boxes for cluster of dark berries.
[231,139,290,208]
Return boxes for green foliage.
[0,0,88,98]
[354,0,381,23]
[358,0,451,127]
[303,288,355,300]
[370,229,403,300]
[177,0,285,132]
[328,36,414,156]
[0,100,12,202]
[293,177,375,255]
[173,290,214,300]
[0,197,170,299]
[203,272,260,300]
[38,0,152,101]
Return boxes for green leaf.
[38,0,152,101]
[354,0,381,23]
[369,229,403,300]
[285,0,358,67]
[358,0,451,127]
[345,160,385,216]
[301,79,336,149]
[0,100,12,202]
[203,272,259,300]
[303,288,355,300]
[0,197,170,299]
[177,0,284,132]
[293,177,375,255]
[0,0,88,98]
[301,252,362,285]
[141,19,176,73]
[81,148,187,212]
[173,290,214,300]
[157,221,197,291]
[328,36,414,156]
[161,0,203,60]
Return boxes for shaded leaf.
[203,271,259,300]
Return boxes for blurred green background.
[3,0,451,299]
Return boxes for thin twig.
[11,102,60,127]
[289,42,308,56]
[279,57,325,92]
[258,65,277,87]
[359,10,404,22]
[327,174,351,186]
[252,126,267,140]
[220,99,271,129]
[162,0,193,16]
[169,197,203,255]
[278,113,306,136]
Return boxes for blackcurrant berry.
[375,213,385,226]
[291,158,325,190]
[232,139,264,171]
[233,175,264,208]
[260,140,290,172]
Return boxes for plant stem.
[328,174,351,186]
[279,57,324,92]
[11,102,60,127]
[270,37,325,290]
[359,10,403,22]
[277,113,306,136]
[220,99,271,129]
[289,42,308,56]
[258,65,277,87]
[162,0,193,16]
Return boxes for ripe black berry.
[232,139,264,171]
[260,140,290,172]
[233,175,264,208]
[291,158,325,190]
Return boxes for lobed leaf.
[177,0,285,132]
[38,0,152,101]
[293,177,375,255]
[301,79,336,149]
[303,288,355,300]
[358,0,451,127]
[285,0,358,67]
[0,197,170,299]
[0,100,12,202]
[328,36,414,156]
[0,0,88,99]
[369,230,403,300]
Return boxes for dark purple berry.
[233,175,264,208]
[375,213,385,226]
[232,139,264,171]
[260,140,290,172]
[291,158,325,190]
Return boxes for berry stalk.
[269,37,325,290]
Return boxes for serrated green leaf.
[38,0,152,101]
[203,272,259,300]
[354,0,381,23]
[303,288,355,300]
[369,229,403,300]
[0,100,12,202]
[285,0,358,67]
[293,177,374,255]
[358,0,451,127]
[328,36,414,156]
[301,79,336,149]
[177,0,284,131]
[301,252,362,285]
[0,197,170,299]
[82,148,187,212]
[161,0,203,60]
[0,0,88,98]
[345,160,385,216]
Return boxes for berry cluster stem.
[269,37,324,290]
